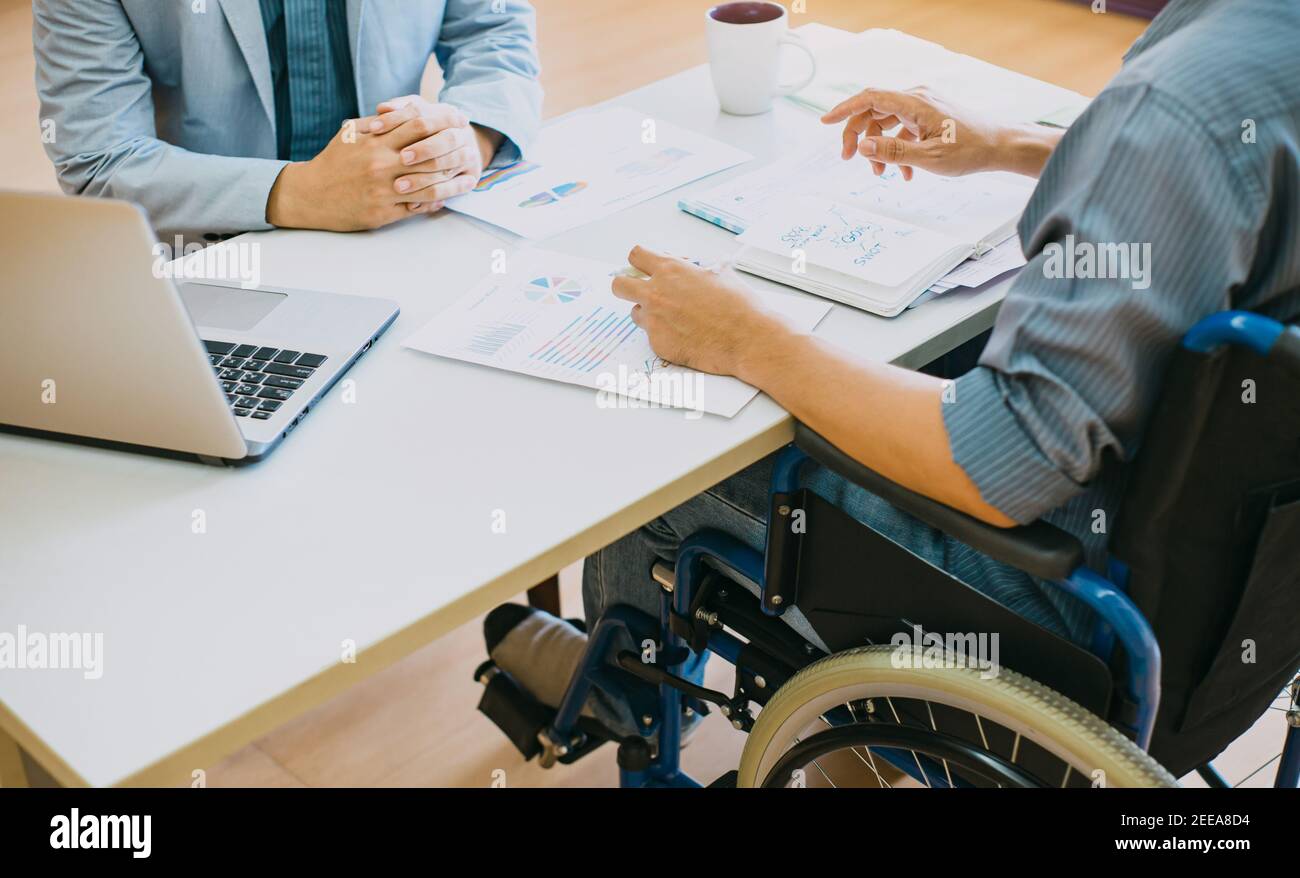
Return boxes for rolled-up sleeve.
[435,0,543,166]
[942,84,1261,524]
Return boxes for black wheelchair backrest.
[1112,331,1300,773]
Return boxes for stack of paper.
[924,235,1026,293]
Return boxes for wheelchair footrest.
[473,660,614,765]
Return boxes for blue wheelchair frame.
[541,311,1300,789]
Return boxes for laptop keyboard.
[202,340,328,421]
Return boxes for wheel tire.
[738,645,1177,788]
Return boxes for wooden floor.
[2,0,1287,788]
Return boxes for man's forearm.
[266,162,313,228]
[737,325,1016,527]
[995,123,1065,178]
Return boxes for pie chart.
[524,275,584,304]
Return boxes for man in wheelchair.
[479,0,1300,787]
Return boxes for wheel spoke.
[885,696,931,788]
[809,758,837,788]
[925,700,955,788]
[970,713,1002,788]
[820,714,892,788]
[859,746,892,789]
[1233,753,1281,788]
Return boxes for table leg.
[526,574,562,617]
[0,725,30,789]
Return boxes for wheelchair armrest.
[793,423,1085,582]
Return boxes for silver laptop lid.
[0,192,248,460]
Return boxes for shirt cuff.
[482,131,522,170]
[442,88,538,169]
[941,366,1085,525]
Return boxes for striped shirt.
[259,0,359,162]
[941,0,1300,638]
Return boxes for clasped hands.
[268,95,503,232]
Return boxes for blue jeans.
[578,453,1080,736]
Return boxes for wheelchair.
[476,310,1300,788]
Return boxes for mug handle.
[774,31,817,97]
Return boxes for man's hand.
[266,98,499,231]
[610,246,794,380]
[370,96,503,207]
[821,87,1061,179]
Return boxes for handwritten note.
[738,196,965,287]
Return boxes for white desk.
[0,25,1082,787]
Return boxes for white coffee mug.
[705,2,817,116]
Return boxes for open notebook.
[680,145,1034,316]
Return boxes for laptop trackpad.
[180,283,287,332]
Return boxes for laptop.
[0,191,399,464]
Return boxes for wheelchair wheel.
[737,646,1177,788]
